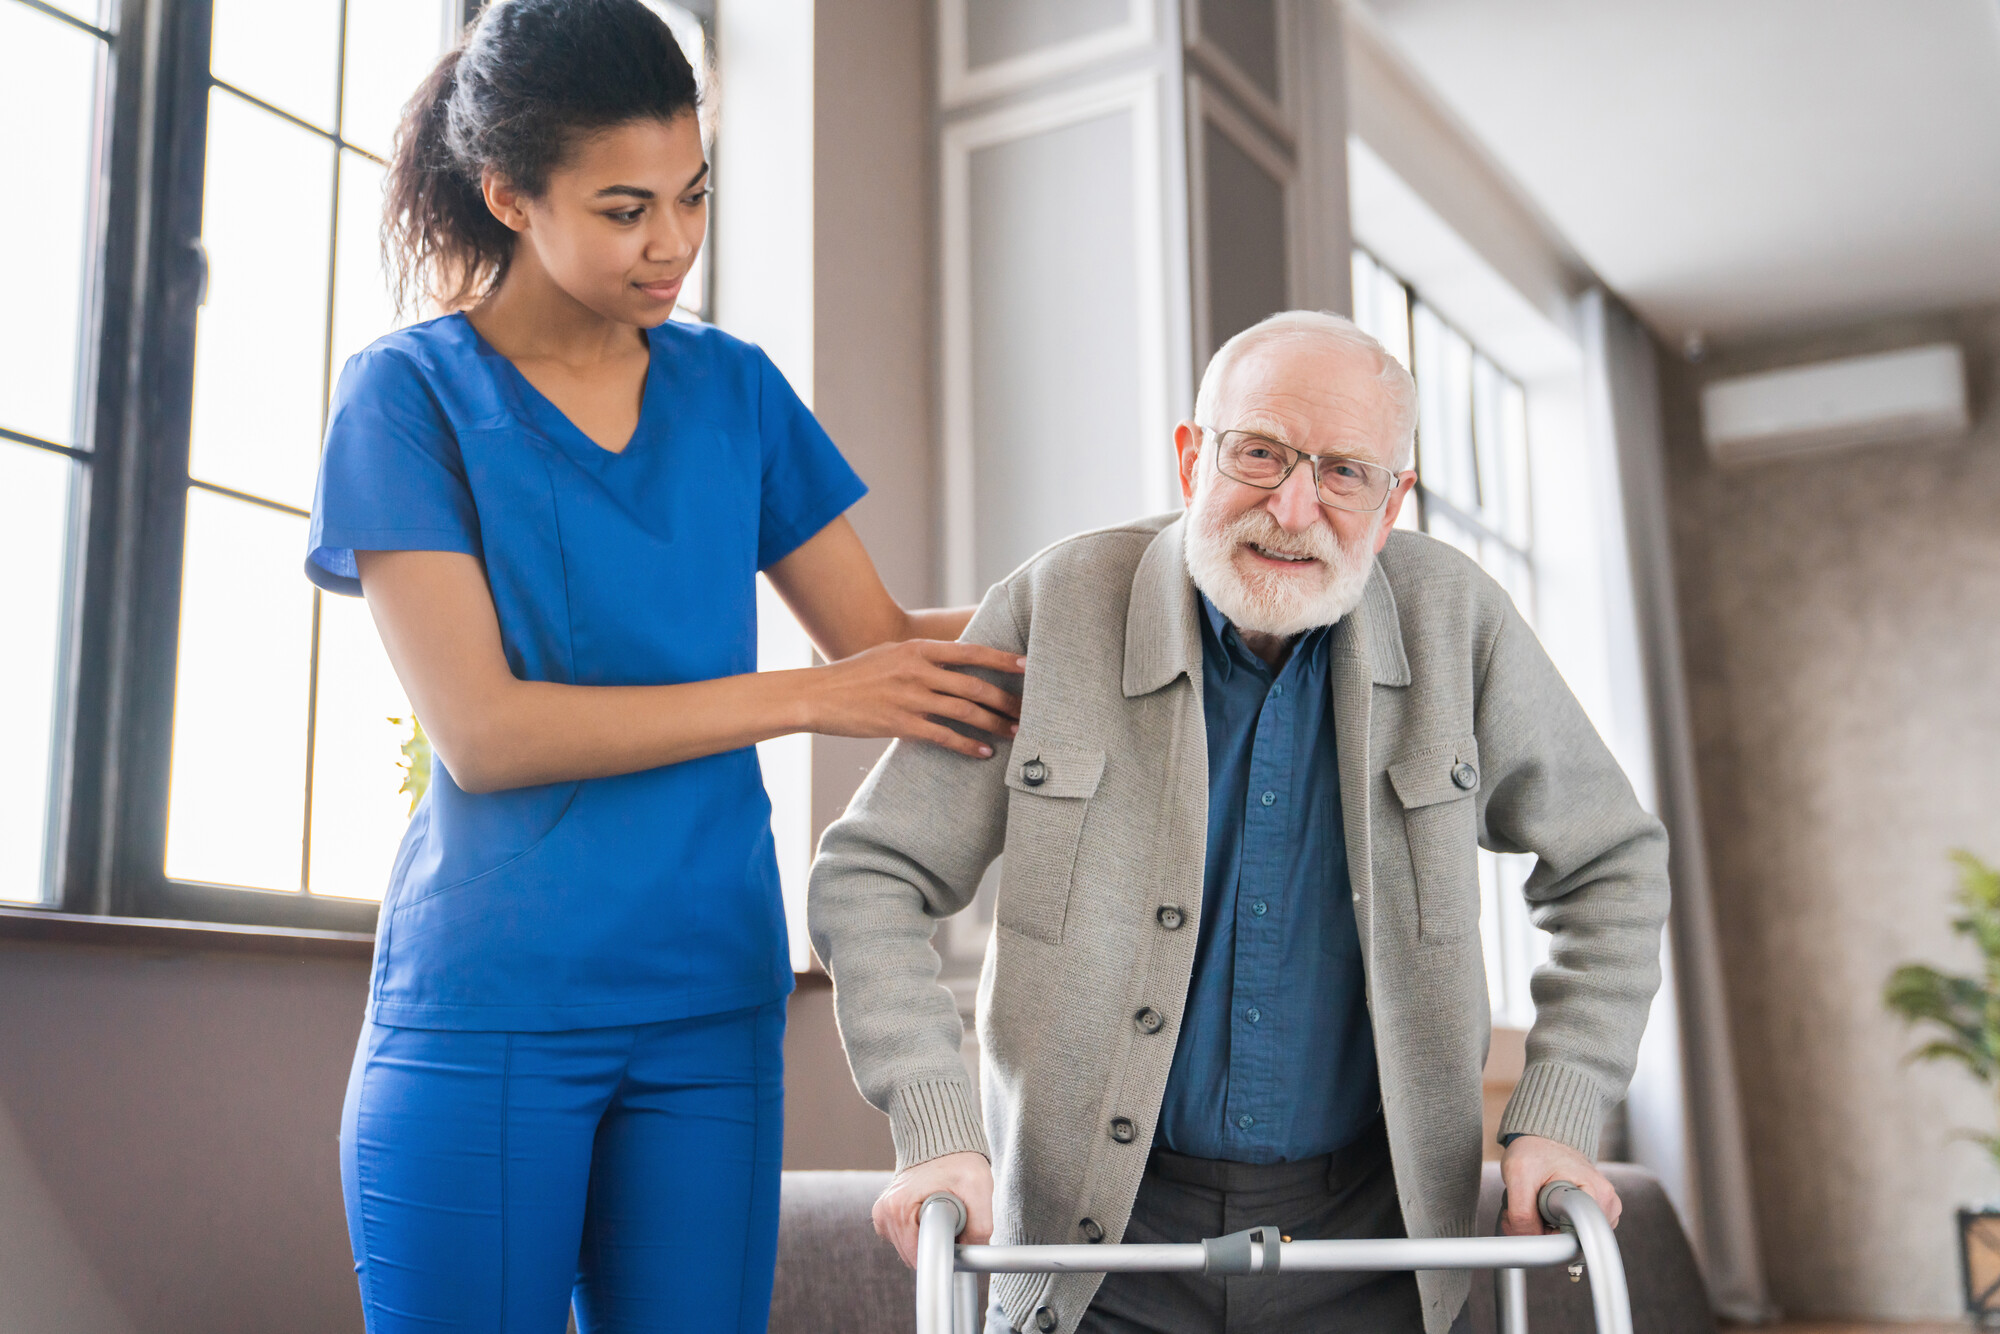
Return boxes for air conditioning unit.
[1699,342,1970,465]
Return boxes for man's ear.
[1372,471,1419,553]
[480,166,531,234]
[1174,421,1203,506]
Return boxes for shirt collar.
[1198,593,1332,684]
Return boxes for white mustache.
[1222,510,1340,564]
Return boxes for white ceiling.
[1360,0,2000,343]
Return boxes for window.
[2,0,112,905]
[162,0,457,902]
[1352,247,1547,1028]
[1,0,710,931]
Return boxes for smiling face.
[1177,337,1417,638]
[481,112,710,327]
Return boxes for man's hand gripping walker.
[913,1181,1633,1334]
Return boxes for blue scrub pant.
[339,1001,785,1333]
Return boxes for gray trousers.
[991,1117,1464,1334]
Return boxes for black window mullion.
[88,0,213,919]
[48,0,154,915]
[0,426,94,461]
[14,0,110,40]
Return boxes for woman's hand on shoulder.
[804,640,1023,759]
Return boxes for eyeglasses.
[1198,425,1405,513]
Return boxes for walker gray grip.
[1537,1180,1580,1230]
[1201,1225,1282,1275]
[921,1192,969,1237]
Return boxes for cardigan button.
[1035,1306,1059,1332]
[1134,1007,1164,1035]
[1451,761,1478,790]
[1079,1217,1105,1243]
[1109,1116,1136,1143]
[1022,758,1048,786]
[1157,905,1185,930]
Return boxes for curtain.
[1578,289,1774,1322]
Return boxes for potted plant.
[1884,850,2000,1325]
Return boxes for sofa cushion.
[772,1171,908,1334]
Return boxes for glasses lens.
[1317,458,1394,511]
[1217,431,1288,485]
[1315,457,1377,497]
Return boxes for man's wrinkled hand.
[872,1150,995,1268]
[1498,1135,1622,1235]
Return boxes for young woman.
[308,2,1019,1329]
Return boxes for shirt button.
[1134,1007,1164,1035]
[1109,1117,1136,1143]
[1022,758,1048,786]
[1236,1113,1255,1130]
[1246,1007,1261,1024]
[1250,899,1267,917]
[1260,790,1276,807]
[1157,905,1185,931]
[1270,683,1283,697]
[1452,761,1478,790]
[1079,1217,1105,1243]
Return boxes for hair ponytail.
[380,0,703,315]
[383,48,510,314]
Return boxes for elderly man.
[808,311,1669,1334]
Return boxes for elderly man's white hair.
[1193,310,1418,471]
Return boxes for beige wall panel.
[1190,0,1281,104]
[966,109,1152,589]
[1662,304,2000,1318]
[814,0,936,613]
[1197,115,1289,358]
[965,0,1130,69]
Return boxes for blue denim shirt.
[1154,597,1382,1163]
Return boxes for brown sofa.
[770,1164,1715,1334]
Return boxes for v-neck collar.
[460,313,659,466]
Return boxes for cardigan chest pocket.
[1388,737,1481,941]
[995,743,1106,946]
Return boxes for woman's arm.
[356,547,1021,794]
[761,517,974,654]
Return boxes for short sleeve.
[306,346,482,596]
[753,348,867,570]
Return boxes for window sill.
[0,905,374,960]
[0,906,834,983]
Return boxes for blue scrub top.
[306,313,866,1032]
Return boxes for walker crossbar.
[913,1182,1633,1334]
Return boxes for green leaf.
[1911,1040,1996,1080]
[392,715,431,816]
[1885,851,2000,1141]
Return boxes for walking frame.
[914,1180,1632,1334]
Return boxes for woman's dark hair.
[384,0,702,313]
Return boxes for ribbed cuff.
[888,1077,990,1170]
[1496,1061,1607,1157]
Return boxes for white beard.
[1183,490,1378,638]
